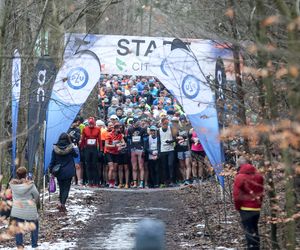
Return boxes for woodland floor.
[2,180,297,249]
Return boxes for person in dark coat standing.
[49,133,77,213]
[233,157,264,250]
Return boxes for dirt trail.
[76,188,189,250]
[0,183,244,249]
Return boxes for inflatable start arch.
[44,34,234,186]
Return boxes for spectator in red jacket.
[233,157,264,250]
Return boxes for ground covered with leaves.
[1,180,292,249]
[0,187,103,249]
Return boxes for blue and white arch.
[44,50,101,173]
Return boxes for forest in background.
[0,0,299,249]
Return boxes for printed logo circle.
[181,75,200,99]
[217,70,223,85]
[67,67,88,90]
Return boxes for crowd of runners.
[67,75,213,189]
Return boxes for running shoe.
[132,181,138,188]
[160,184,166,188]
[124,184,129,189]
[183,180,190,186]
[62,205,67,213]
[139,181,144,188]
[118,184,123,189]
[109,183,114,188]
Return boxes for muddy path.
[76,188,190,250]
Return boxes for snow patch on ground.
[98,212,122,216]
[110,216,143,221]
[67,204,96,222]
[220,220,234,224]
[216,247,237,250]
[137,207,173,212]
[1,240,76,250]
[0,186,97,249]
[101,222,137,249]
[180,242,199,248]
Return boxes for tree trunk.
[0,0,7,176]
[17,3,35,169]
[227,0,248,151]
[0,0,13,178]
[283,148,296,250]
[255,0,280,248]
[274,2,300,249]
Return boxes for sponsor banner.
[64,33,222,76]
[11,49,21,178]
[149,39,224,186]
[28,57,56,174]
[44,51,101,173]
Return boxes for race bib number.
[132,136,141,142]
[87,139,96,145]
[150,143,157,150]
[113,140,120,145]
[180,140,188,146]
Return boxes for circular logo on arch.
[182,75,200,99]
[67,67,89,90]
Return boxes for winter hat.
[110,115,119,120]
[96,120,105,126]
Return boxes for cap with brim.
[110,115,119,120]
[149,125,157,131]
[96,120,105,126]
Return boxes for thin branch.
[29,0,50,56]
[273,0,292,19]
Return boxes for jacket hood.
[239,164,257,174]
[53,143,73,155]
[9,179,35,195]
